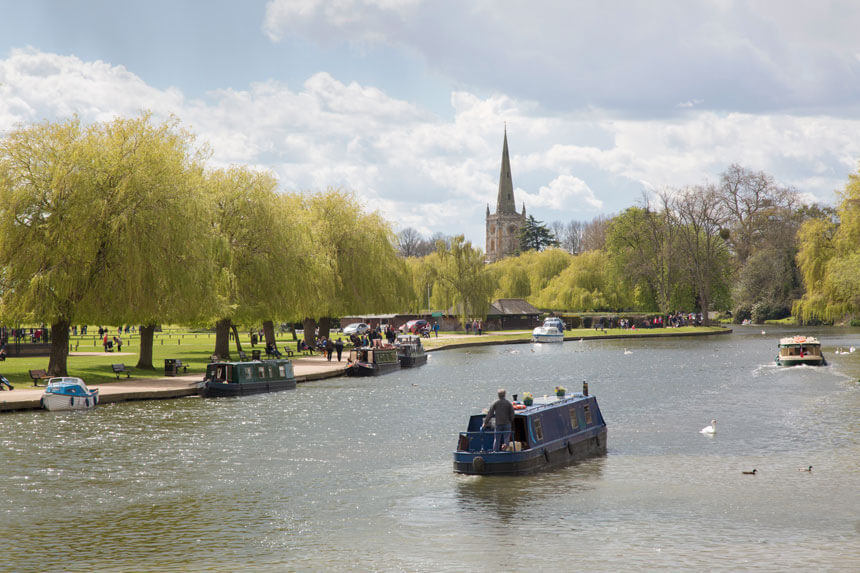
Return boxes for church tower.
[485,127,527,262]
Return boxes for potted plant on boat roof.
[555,385,566,397]
[522,392,534,406]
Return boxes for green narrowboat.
[200,359,296,397]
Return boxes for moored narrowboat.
[345,346,400,376]
[453,382,607,475]
[200,359,296,397]
[395,334,428,368]
[775,335,827,366]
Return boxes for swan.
[623,348,633,355]
[742,469,757,475]
[700,419,717,435]
[851,346,856,353]
[761,330,766,335]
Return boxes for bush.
[850,318,860,327]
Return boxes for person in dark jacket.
[334,338,344,361]
[482,388,515,451]
[325,338,335,361]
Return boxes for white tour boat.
[41,377,99,411]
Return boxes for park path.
[0,354,347,412]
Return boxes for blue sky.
[2,1,860,246]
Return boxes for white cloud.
[518,175,602,212]
[0,48,857,246]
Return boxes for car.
[343,322,370,335]
[399,319,429,334]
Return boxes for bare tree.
[396,227,425,257]
[581,215,610,252]
[663,185,731,325]
[718,164,797,265]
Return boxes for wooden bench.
[29,369,50,386]
[174,360,188,374]
[283,346,295,358]
[238,351,249,361]
[111,363,131,379]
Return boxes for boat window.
[279,365,286,377]
[569,406,579,430]
[367,351,374,362]
[257,365,266,378]
[533,418,544,441]
[584,404,592,424]
[242,366,253,380]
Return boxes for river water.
[2,326,858,572]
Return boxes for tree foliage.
[794,173,860,322]
[518,215,559,253]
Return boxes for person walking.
[325,338,335,361]
[482,388,515,451]
[335,338,344,361]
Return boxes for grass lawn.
[1,325,728,388]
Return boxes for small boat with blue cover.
[453,382,607,475]
[200,359,296,397]
[41,377,99,411]
[532,317,565,343]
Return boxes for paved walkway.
[0,354,348,412]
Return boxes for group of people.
[464,320,483,335]
[102,334,123,352]
[314,337,345,361]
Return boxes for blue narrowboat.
[453,382,607,475]
[200,359,296,397]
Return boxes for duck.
[799,465,812,472]
[742,469,757,475]
[700,419,717,435]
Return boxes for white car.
[343,322,370,335]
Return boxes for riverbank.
[0,326,731,412]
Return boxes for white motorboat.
[41,377,99,411]
[532,317,565,343]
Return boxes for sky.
[2,1,860,246]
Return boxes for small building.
[484,298,541,330]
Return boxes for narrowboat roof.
[208,359,292,367]
[472,393,593,420]
[778,335,821,346]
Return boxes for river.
[2,326,858,572]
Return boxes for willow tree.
[0,114,213,375]
[430,235,494,325]
[794,174,860,322]
[299,188,409,344]
[205,167,313,358]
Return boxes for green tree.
[300,189,410,344]
[794,173,860,322]
[519,215,559,252]
[430,235,494,325]
[205,167,312,358]
[0,114,213,375]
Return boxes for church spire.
[495,126,517,215]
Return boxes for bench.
[111,363,131,379]
[174,360,188,374]
[29,369,50,386]
[283,346,294,358]
[238,351,249,361]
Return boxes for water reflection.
[454,458,606,523]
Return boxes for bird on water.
[799,465,812,472]
[742,469,757,475]
[700,419,717,435]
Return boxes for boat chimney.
[582,381,588,396]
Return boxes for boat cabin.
[201,359,296,397]
[457,393,604,454]
[348,347,399,366]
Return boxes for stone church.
[485,128,526,263]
